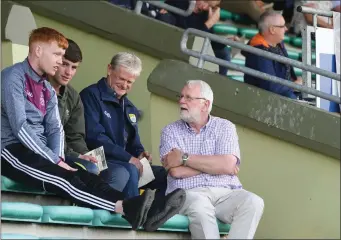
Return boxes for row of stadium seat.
[1,176,230,234]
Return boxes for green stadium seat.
[93,210,230,233]
[212,24,238,35]
[220,9,233,20]
[239,28,258,39]
[1,202,43,222]
[228,75,244,82]
[291,37,316,48]
[231,58,245,66]
[42,206,94,225]
[1,233,39,239]
[298,52,316,61]
[155,214,189,232]
[1,175,47,195]
[287,51,300,60]
[93,210,131,228]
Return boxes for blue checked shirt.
[160,116,243,194]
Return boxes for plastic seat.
[1,175,47,195]
[42,206,94,225]
[212,24,238,35]
[93,210,131,228]
[1,202,43,222]
[291,37,315,48]
[228,75,244,82]
[220,9,233,20]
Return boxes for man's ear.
[107,64,112,76]
[35,44,43,58]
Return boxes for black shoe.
[143,188,186,232]
[122,189,155,230]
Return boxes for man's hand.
[138,151,152,164]
[129,157,143,176]
[78,154,98,163]
[294,77,303,85]
[58,161,78,171]
[205,7,220,29]
[163,148,183,170]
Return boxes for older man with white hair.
[160,80,264,239]
[242,11,302,99]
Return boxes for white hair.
[186,80,214,113]
[258,11,282,34]
[110,52,142,76]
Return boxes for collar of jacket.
[97,77,133,107]
[249,33,286,49]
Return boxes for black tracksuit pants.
[1,143,125,212]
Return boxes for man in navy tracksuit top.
[80,52,167,198]
[1,27,185,232]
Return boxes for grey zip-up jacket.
[1,58,64,163]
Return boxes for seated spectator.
[159,80,264,239]
[156,0,234,76]
[242,11,302,99]
[291,1,335,35]
[0,27,186,231]
[80,52,167,199]
[48,38,133,192]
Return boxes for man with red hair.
[1,27,186,231]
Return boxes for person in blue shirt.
[80,52,167,198]
[242,11,302,99]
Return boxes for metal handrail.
[297,6,334,17]
[180,28,341,104]
[134,0,195,16]
[297,5,335,99]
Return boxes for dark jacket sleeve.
[64,90,89,157]
[246,47,295,97]
[80,88,132,162]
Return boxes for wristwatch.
[182,153,189,166]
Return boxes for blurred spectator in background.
[220,0,271,23]
[156,0,238,76]
[243,11,302,99]
[272,0,295,26]
[291,1,336,36]
[108,0,160,18]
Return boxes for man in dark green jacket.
[48,39,132,192]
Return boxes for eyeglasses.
[272,25,286,28]
[176,94,206,102]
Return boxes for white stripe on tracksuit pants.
[1,144,124,212]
